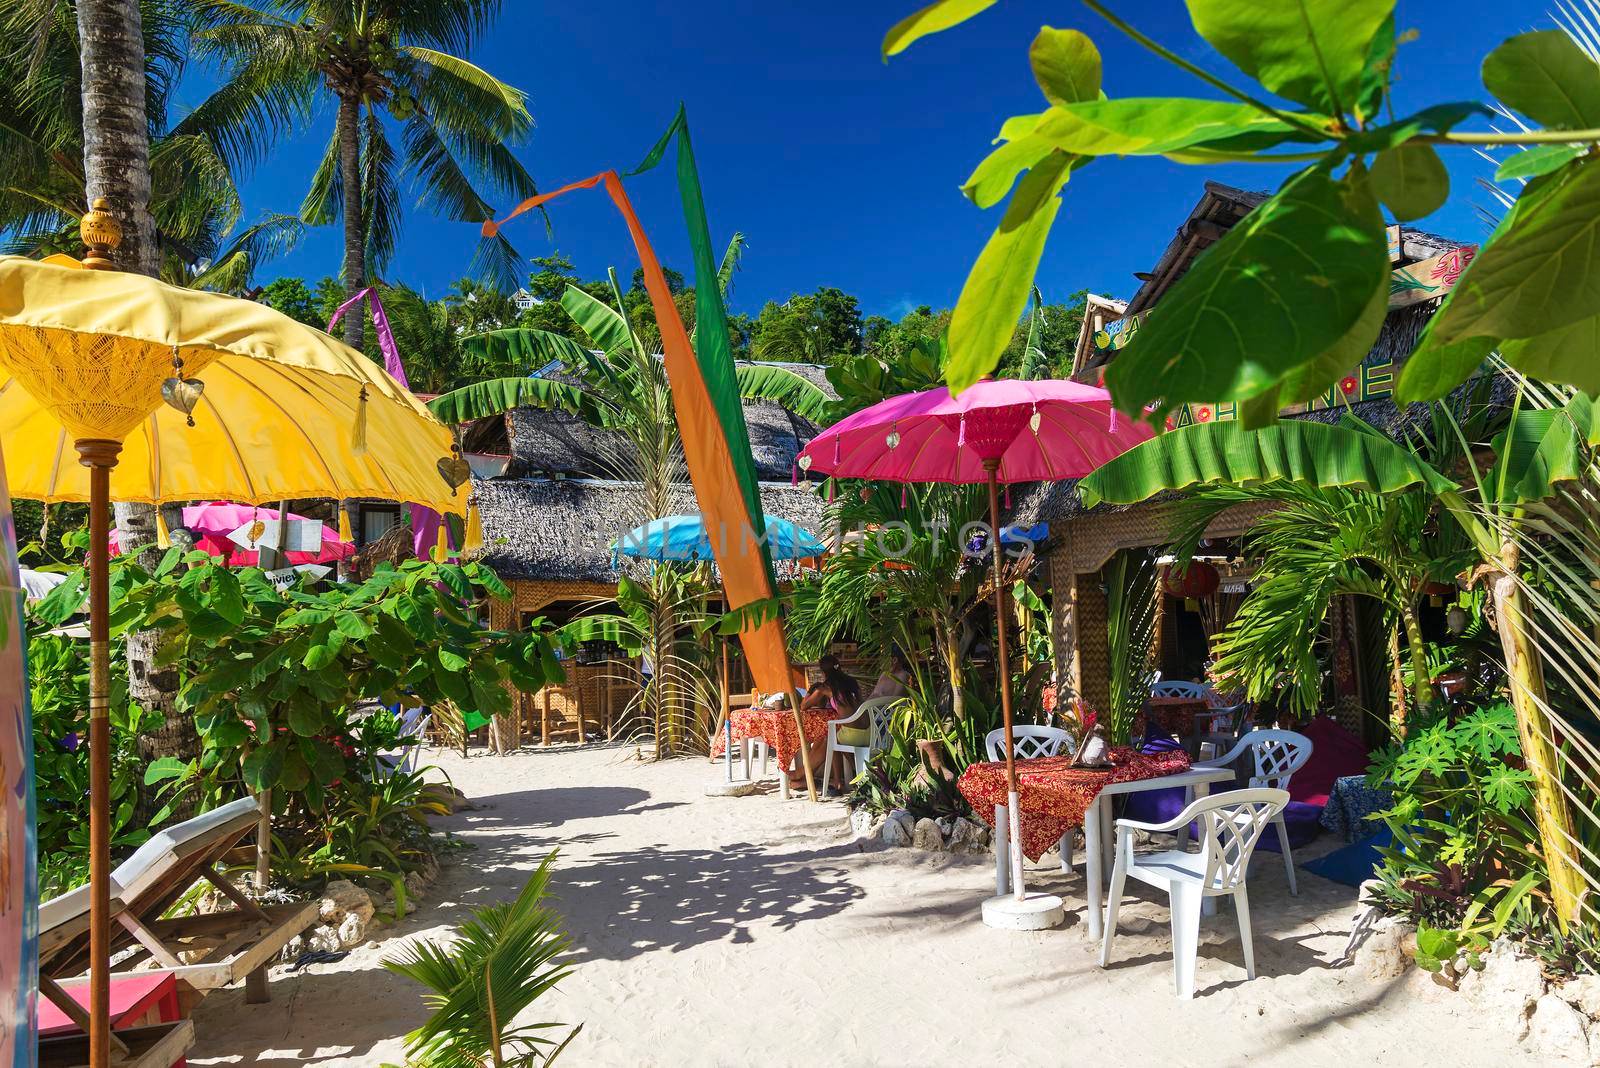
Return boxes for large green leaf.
[1030,27,1100,108]
[1077,419,1456,508]
[1032,98,1303,159]
[947,152,1072,394]
[1370,142,1449,221]
[1499,314,1600,394]
[1430,159,1600,347]
[962,134,1057,208]
[734,364,836,423]
[1104,166,1389,421]
[882,0,998,58]
[1185,0,1396,115]
[1496,144,1587,183]
[1393,318,1497,403]
[427,376,611,426]
[559,283,632,354]
[458,327,595,374]
[1482,30,1600,131]
[1489,399,1593,505]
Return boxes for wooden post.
[541,686,551,746]
[77,437,120,1068]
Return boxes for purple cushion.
[1254,800,1324,851]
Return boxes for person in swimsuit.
[793,654,863,792]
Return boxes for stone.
[947,818,989,855]
[336,911,367,949]
[880,818,911,846]
[1559,974,1600,1020]
[404,870,429,902]
[849,808,877,839]
[935,816,957,840]
[705,779,761,797]
[912,817,945,851]
[279,934,305,963]
[319,879,374,928]
[885,808,915,840]
[1352,917,1415,981]
[305,925,342,956]
[1463,941,1546,1039]
[1527,993,1591,1064]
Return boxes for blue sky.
[193,1,1542,320]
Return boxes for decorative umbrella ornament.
[797,377,1153,931]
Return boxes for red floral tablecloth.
[711,707,840,773]
[957,748,1191,861]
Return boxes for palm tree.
[192,0,539,346]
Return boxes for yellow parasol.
[0,203,465,1068]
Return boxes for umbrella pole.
[984,459,1025,902]
[78,439,121,1068]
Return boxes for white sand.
[187,744,1530,1066]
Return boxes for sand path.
[187,744,1529,1066]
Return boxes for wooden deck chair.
[42,796,319,1006]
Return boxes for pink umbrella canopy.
[108,502,355,566]
[795,378,1153,484]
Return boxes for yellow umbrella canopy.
[0,253,465,512]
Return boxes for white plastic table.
[991,766,1235,940]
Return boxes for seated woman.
[791,654,863,793]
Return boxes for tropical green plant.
[885,2,1600,417]
[1102,548,1158,746]
[192,0,541,342]
[383,850,579,1068]
[1366,702,1546,942]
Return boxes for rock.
[1527,993,1591,1064]
[404,870,429,903]
[912,817,945,851]
[304,925,342,955]
[886,808,915,839]
[947,817,992,855]
[849,808,877,839]
[319,880,374,928]
[1463,940,1545,1039]
[279,934,305,963]
[336,911,367,948]
[1559,974,1600,1020]
[880,818,911,846]
[935,816,957,840]
[1352,917,1415,981]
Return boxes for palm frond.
[734,364,835,424]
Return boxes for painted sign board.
[0,443,38,1066]
[227,518,324,555]
[264,564,332,591]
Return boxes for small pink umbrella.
[796,379,1152,915]
[109,502,355,566]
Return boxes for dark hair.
[820,656,861,706]
[889,649,911,673]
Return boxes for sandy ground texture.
[186,743,1531,1067]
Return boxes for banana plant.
[1079,386,1594,927]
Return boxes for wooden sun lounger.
[41,796,319,1006]
[39,1021,195,1068]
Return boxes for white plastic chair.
[1150,680,1212,700]
[820,696,900,793]
[985,725,1078,872]
[1194,729,1313,894]
[983,724,1075,761]
[378,706,432,778]
[1099,787,1290,998]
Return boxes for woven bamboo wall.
[1047,538,1080,699]
[1077,571,1111,712]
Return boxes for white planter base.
[703,779,762,797]
[981,892,1066,930]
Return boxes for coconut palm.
[191,0,540,345]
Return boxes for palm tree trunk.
[336,93,365,349]
[1397,599,1435,719]
[1490,545,1584,929]
[937,618,965,721]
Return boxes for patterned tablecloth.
[957,748,1192,861]
[711,706,840,774]
[1320,774,1394,840]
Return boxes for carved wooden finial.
[80,197,122,270]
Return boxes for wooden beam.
[201,868,272,923]
[1387,224,1403,263]
[114,913,184,970]
[38,977,131,1056]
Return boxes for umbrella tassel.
[901,485,908,507]
[791,462,798,487]
[827,479,835,503]
[352,385,369,456]
[1004,485,1011,509]
[337,507,354,545]
[155,509,171,550]
[463,501,484,556]
[833,434,840,464]
[958,415,967,448]
[433,522,450,563]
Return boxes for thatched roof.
[473,476,828,583]
[507,361,834,482]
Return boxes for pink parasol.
[109,502,355,566]
[796,378,1152,918]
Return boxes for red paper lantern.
[1162,561,1220,600]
